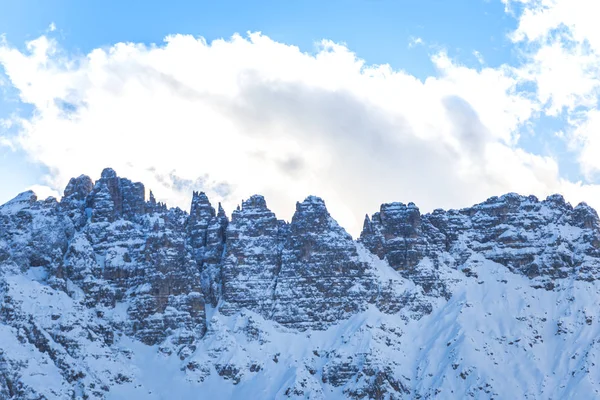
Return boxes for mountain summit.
[1,169,600,399]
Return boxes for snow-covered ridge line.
[1,167,600,399]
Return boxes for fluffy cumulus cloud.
[1,15,600,235]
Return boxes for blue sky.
[1,0,599,234]
[1,0,516,72]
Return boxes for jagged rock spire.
[201,200,229,307]
[62,175,93,201]
[272,196,373,329]
[220,194,282,316]
[217,202,226,217]
[362,214,372,233]
[190,191,215,220]
[85,168,146,222]
[148,190,156,206]
[187,191,217,263]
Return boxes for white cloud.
[27,184,61,201]
[572,109,600,178]
[504,0,600,178]
[473,50,485,65]
[0,32,598,235]
[508,0,600,50]
[408,36,424,48]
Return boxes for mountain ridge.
[1,168,600,399]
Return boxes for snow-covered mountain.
[1,168,600,399]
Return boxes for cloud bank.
[2,8,600,235]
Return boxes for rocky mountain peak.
[0,190,37,213]
[84,169,146,222]
[190,191,215,219]
[100,167,118,179]
[187,191,216,261]
[217,202,226,217]
[544,193,567,207]
[240,194,268,213]
[378,201,423,237]
[148,190,157,207]
[272,195,376,330]
[290,196,332,232]
[220,194,281,316]
[62,174,93,201]
[574,201,600,229]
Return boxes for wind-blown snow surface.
[1,169,600,399]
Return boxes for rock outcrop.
[272,196,376,330]
[220,195,284,316]
[360,193,600,292]
[186,191,228,307]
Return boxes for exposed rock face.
[187,191,216,263]
[2,169,600,399]
[220,195,283,316]
[360,193,600,292]
[0,191,73,291]
[201,203,228,306]
[361,202,449,298]
[60,175,94,230]
[79,170,206,349]
[220,196,396,329]
[186,192,228,307]
[272,196,376,330]
[0,170,207,346]
[85,168,146,223]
